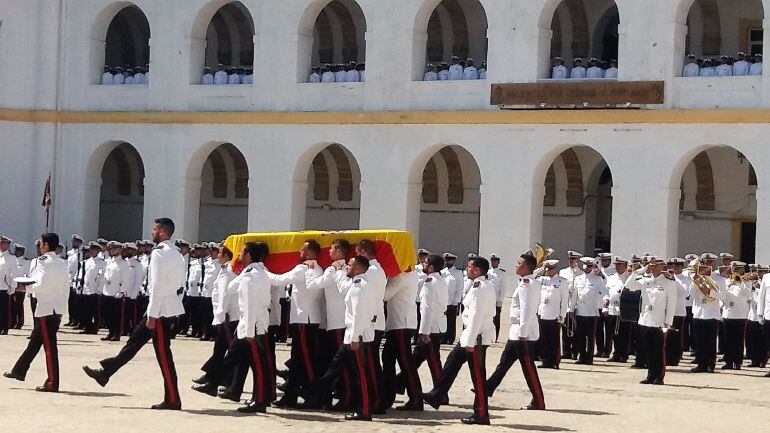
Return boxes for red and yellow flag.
[224,230,416,277]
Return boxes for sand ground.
[1,319,767,433]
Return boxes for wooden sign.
[491,81,665,106]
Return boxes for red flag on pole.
[42,173,52,231]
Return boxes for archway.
[678,146,757,262]
[199,143,249,242]
[305,143,361,230]
[684,0,764,57]
[104,5,150,70]
[546,0,619,77]
[541,146,613,258]
[418,145,481,256]
[98,142,145,241]
[203,1,255,69]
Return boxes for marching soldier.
[486,250,546,410]
[624,257,677,384]
[536,259,569,368]
[3,233,69,392]
[410,254,448,387]
[83,218,187,410]
[721,261,751,370]
[423,257,496,425]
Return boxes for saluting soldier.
[573,257,607,365]
[605,257,630,362]
[559,251,583,359]
[690,253,724,373]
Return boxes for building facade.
[0,0,767,264]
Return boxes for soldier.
[716,56,733,76]
[733,52,750,76]
[605,257,631,362]
[424,64,438,81]
[559,250,583,359]
[448,56,464,80]
[488,254,509,342]
[102,241,127,341]
[683,54,700,77]
[438,62,450,81]
[586,58,603,78]
[552,57,568,79]
[213,64,228,85]
[335,64,347,83]
[101,65,114,85]
[65,235,84,328]
[699,58,716,77]
[570,58,586,79]
[10,244,30,330]
[537,259,569,368]
[79,242,104,334]
[463,58,478,80]
[308,66,321,83]
[666,258,689,366]
[441,253,462,345]
[321,64,335,83]
[478,61,487,79]
[747,265,766,367]
[0,235,20,334]
[346,61,360,82]
[201,67,214,85]
[690,253,724,373]
[750,54,763,76]
[721,261,751,370]
[573,257,607,365]
[410,254,447,388]
[604,59,619,79]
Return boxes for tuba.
[688,258,720,303]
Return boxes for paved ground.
[1,321,768,433]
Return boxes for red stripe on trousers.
[661,331,667,380]
[248,338,264,405]
[521,342,545,407]
[555,324,562,365]
[336,330,352,406]
[298,325,315,381]
[263,334,276,399]
[366,344,380,408]
[397,330,418,402]
[354,348,370,417]
[155,322,178,405]
[471,348,486,416]
[39,317,55,386]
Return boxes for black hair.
[40,233,59,252]
[427,255,444,272]
[220,246,233,260]
[154,218,175,236]
[353,255,370,271]
[243,242,265,264]
[471,257,490,275]
[520,254,537,273]
[305,239,321,256]
[256,242,270,262]
[332,239,351,256]
[358,239,376,256]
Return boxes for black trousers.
[0,291,10,333]
[414,302,421,342]
[382,329,422,407]
[487,339,545,408]
[746,321,766,366]
[178,295,191,335]
[201,321,237,385]
[370,330,385,410]
[694,318,719,369]
[723,318,747,367]
[600,315,616,356]
[562,312,576,358]
[187,297,203,337]
[100,316,181,405]
[66,289,77,325]
[538,318,561,367]
[81,294,100,333]
[198,297,213,338]
[224,336,272,405]
[574,315,597,363]
[640,325,665,381]
[612,318,631,361]
[683,306,693,351]
[493,306,502,342]
[283,323,320,402]
[595,312,607,355]
[10,292,26,329]
[632,322,647,367]
[323,328,354,408]
[11,314,61,390]
[410,333,443,385]
[278,298,290,342]
[444,305,458,344]
[666,316,685,366]
[425,339,489,420]
[316,342,376,417]
[103,296,121,338]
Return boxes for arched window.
[101,5,150,84]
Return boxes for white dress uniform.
[683,62,700,77]
[202,257,219,297]
[463,66,478,80]
[604,67,618,78]
[758,273,770,322]
[305,260,347,330]
[749,283,762,323]
[488,267,509,308]
[691,275,726,320]
[700,66,716,76]
[424,71,438,81]
[132,72,144,84]
[552,65,568,79]
[335,70,347,83]
[716,64,733,76]
[419,272,448,334]
[459,276,496,347]
[675,273,693,312]
[0,250,20,295]
[146,240,187,318]
[103,256,125,297]
[227,73,240,84]
[201,73,214,85]
[733,60,750,76]
[124,75,135,85]
[604,272,628,316]
[446,267,464,305]
[573,273,607,316]
[241,73,253,84]
[214,70,228,85]
[722,280,752,319]
[383,271,418,331]
[366,259,387,332]
[539,275,570,320]
[236,262,271,339]
[66,248,82,289]
[186,258,202,297]
[308,72,321,83]
[211,263,237,325]
[269,262,323,324]
[101,72,114,85]
[750,61,763,76]
[343,275,375,344]
[570,66,586,79]
[586,66,603,79]
[82,257,105,296]
[448,64,464,80]
[17,256,31,275]
[478,67,487,79]
[438,68,449,80]
[625,273,678,328]
[345,69,360,83]
[558,266,584,313]
[509,275,541,341]
[321,71,335,83]
[29,252,69,317]
[112,73,125,85]
[128,257,144,300]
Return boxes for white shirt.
[604,67,618,79]
[305,260,347,330]
[126,257,143,299]
[346,69,360,83]
[66,248,83,288]
[699,66,715,77]
[419,272,448,334]
[228,73,240,84]
[335,70,347,83]
[236,262,271,338]
[321,71,335,83]
[690,274,726,320]
[682,63,700,77]
[383,271,418,331]
[308,72,321,83]
[749,284,762,322]
[586,66,603,79]
[214,70,229,85]
[103,256,125,297]
[573,273,607,316]
[448,64,464,80]
[28,252,69,317]
[146,240,187,318]
[423,71,438,81]
[459,276,496,347]
[201,73,214,85]
[538,274,570,320]
[124,75,135,85]
[552,65,568,79]
[438,69,449,81]
[0,250,20,295]
[201,257,219,297]
[112,73,125,85]
[212,263,237,325]
[570,66,586,79]
[241,74,253,84]
[270,262,323,324]
[82,256,105,296]
[444,267,464,305]
[366,259,387,331]
[132,72,144,84]
[463,66,478,80]
[101,72,114,85]
[488,267,510,307]
[625,273,677,328]
[478,68,487,79]
[733,60,750,76]
[604,272,628,316]
[750,62,763,76]
[509,274,541,341]
[722,280,752,319]
[558,266,584,312]
[186,258,203,297]
[343,275,376,344]
[715,64,733,76]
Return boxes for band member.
[721,261,751,370]
[423,257,496,425]
[486,250,546,410]
[667,258,690,366]
[536,259,569,368]
[624,257,677,385]
[573,257,607,365]
[690,253,724,373]
[605,257,631,362]
[488,254,509,342]
[83,218,187,409]
[410,255,448,387]
[3,233,69,392]
[558,251,583,359]
[747,265,767,367]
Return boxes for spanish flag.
[224,230,416,277]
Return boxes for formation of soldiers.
[4,221,770,425]
[423,56,488,81]
[308,61,367,83]
[682,52,763,77]
[100,65,150,85]
[551,57,619,79]
[201,63,255,85]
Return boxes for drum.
[619,289,641,323]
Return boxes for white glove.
[760,317,766,325]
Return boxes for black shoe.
[192,383,218,397]
[296,400,322,410]
[35,385,58,392]
[82,366,109,387]
[461,415,490,425]
[272,396,297,408]
[422,393,443,410]
[539,363,555,369]
[192,374,208,385]
[217,388,241,402]
[151,401,181,410]
[100,336,111,341]
[276,369,290,380]
[110,336,120,342]
[522,401,545,410]
[652,379,664,385]
[3,371,25,381]
[748,363,761,368]
[763,371,770,378]
[237,403,267,413]
[720,364,734,370]
[690,366,708,373]
[639,379,653,384]
[344,412,372,421]
[707,366,715,373]
[395,402,424,411]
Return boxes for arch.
[199,142,250,241]
[97,142,145,241]
[418,144,481,256]
[304,143,362,230]
[413,0,488,79]
[591,4,619,60]
[103,4,150,68]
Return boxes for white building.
[0,0,767,265]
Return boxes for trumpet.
[688,258,720,303]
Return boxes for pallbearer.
[410,255,448,386]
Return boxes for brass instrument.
[532,243,555,277]
[688,258,720,303]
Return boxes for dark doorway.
[740,221,756,263]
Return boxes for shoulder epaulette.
[473,281,480,288]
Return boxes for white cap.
[580,257,595,266]
[123,242,138,250]
[730,261,747,268]
[544,259,560,268]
